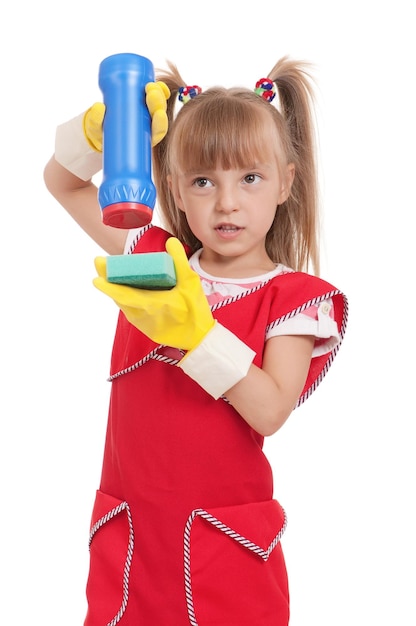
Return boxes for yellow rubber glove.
[83,102,105,152]
[83,81,170,152]
[93,238,215,350]
[145,81,171,147]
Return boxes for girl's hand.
[83,102,105,152]
[145,81,171,146]
[83,81,170,152]
[93,238,215,350]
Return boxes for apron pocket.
[84,489,134,626]
[184,499,289,626]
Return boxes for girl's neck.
[198,247,276,279]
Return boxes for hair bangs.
[168,89,274,174]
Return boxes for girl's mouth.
[215,224,242,238]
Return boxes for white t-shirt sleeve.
[267,299,340,357]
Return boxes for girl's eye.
[244,173,261,184]
[193,177,212,188]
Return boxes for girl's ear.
[167,174,185,212]
[278,163,295,204]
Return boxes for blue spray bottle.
[98,53,156,228]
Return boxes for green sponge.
[106,252,177,289]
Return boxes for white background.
[1,1,415,624]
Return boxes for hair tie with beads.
[254,78,277,103]
[178,85,202,104]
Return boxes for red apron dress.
[84,226,348,626]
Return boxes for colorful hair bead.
[178,85,202,104]
[254,78,277,103]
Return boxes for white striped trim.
[108,346,184,381]
[210,280,270,312]
[150,351,183,366]
[108,348,159,381]
[125,223,153,255]
[88,501,134,626]
[183,507,287,625]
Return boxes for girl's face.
[169,158,294,276]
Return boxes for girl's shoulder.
[125,225,194,257]
[124,224,172,254]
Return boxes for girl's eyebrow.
[182,162,273,176]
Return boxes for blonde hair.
[153,57,320,274]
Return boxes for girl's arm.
[44,83,170,256]
[43,155,127,256]
[92,236,315,437]
[225,334,315,437]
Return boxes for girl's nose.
[216,186,239,214]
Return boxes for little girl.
[44,55,348,626]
